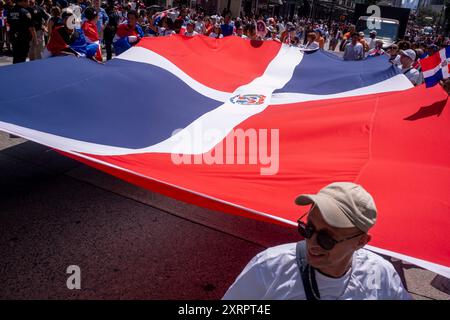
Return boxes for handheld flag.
[421,46,450,87]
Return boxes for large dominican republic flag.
[0,35,449,278]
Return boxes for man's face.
[400,54,412,66]
[236,28,243,36]
[352,35,359,44]
[187,24,194,33]
[305,206,368,272]
[28,0,35,7]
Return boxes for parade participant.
[173,7,186,34]
[0,1,6,52]
[46,10,86,57]
[220,13,233,37]
[343,32,364,61]
[209,23,222,39]
[26,0,49,60]
[157,16,175,36]
[143,8,158,37]
[368,30,377,50]
[387,44,400,64]
[302,32,319,50]
[358,31,369,52]
[113,9,143,55]
[246,22,257,40]
[340,24,355,51]
[397,49,422,86]
[81,6,102,61]
[47,6,62,39]
[328,26,341,51]
[367,40,385,57]
[104,4,120,60]
[235,24,247,38]
[266,26,279,42]
[315,29,324,49]
[93,0,108,41]
[194,15,204,34]
[281,24,295,44]
[223,182,412,300]
[184,20,197,37]
[47,9,100,60]
[7,0,36,63]
[203,16,213,36]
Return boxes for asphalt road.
[0,52,449,300]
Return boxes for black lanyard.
[403,67,413,75]
[296,241,321,300]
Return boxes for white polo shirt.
[223,241,412,300]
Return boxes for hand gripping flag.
[0,35,449,278]
[421,46,450,87]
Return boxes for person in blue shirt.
[220,13,234,37]
[93,0,108,41]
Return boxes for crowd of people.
[1,0,449,86]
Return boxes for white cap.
[400,49,416,61]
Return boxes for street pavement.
[0,51,449,300]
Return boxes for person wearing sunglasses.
[223,182,411,300]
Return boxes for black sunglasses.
[297,205,363,251]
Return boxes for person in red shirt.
[113,10,144,55]
[82,7,99,42]
[81,6,102,62]
[203,17,213,36]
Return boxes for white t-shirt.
[209,32,223,39]
[368,37,378,50]
[184,31,199,37]
[304,41,319,50]
[399,65,423,86]
[343,42,364,61]
[223,241,412,300]
[158,27,176,37]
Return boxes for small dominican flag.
[421,46,450,87]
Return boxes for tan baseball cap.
[295,182,377,233]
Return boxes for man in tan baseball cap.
[294,182,377,280]
[223,182,411,300]
[295,181,377,233]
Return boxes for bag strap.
[296,241,320,300]
[403,67,413,75]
